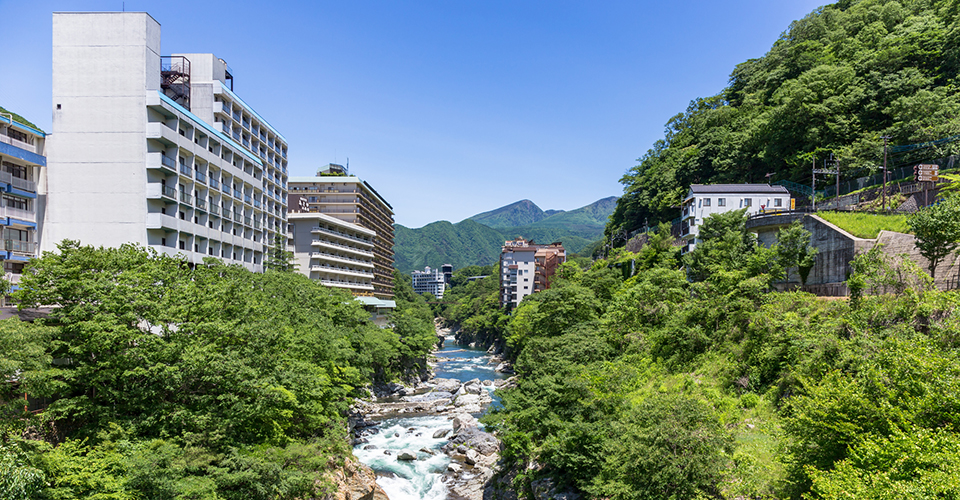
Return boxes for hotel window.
[743,198,752,207]
[4,228,30,242]
[703,198,711,207]
[5,197,27,210]
[774,198,783,207]
[717,198,726,207]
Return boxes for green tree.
[588,394,733,500]
[263,233,297,272]
[908,196,960,278]
[775,220,818,285]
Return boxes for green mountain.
[468,199,547,228]
[394,219,506,272]
[607,0,960,241]
[394,197,616,272]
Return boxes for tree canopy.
[608,0,960,242]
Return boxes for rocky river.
[347,328,515,500]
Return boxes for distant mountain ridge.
[394,196,617,272]
[467,199,550,228]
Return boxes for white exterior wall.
[500,248,536,309]
[46,13,286,272]
[412,266,445,299]
[288,212,376,294]
[680,187,790,253]
[47,13,160,249]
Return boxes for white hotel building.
[43,12,287,271]
[412,266,445,299]
[680,184,791,254]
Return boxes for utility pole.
[881,135,891,212]
[811,156,816,211]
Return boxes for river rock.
[324,457,389,500]
[445,426,499,456]
[420,447,436,456]
[433,378,462,393]
[531,477,581,500]
[448,465,496,500]
[433,429,451,439]
[482,379,493,386]
[403,391,454,402]
[448,462,462,473]
[453,394,483,412]
[495,362,515,374]
[465,449,481,465]
[396,451,417,461]
[363,444,377,450]
[452,413,478,433]
[463,378,483,394]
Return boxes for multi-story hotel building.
[499,238,565,311]
[412,266,445,299]
[288,167,395,299]
[0,112,44,289]
[43,12,287,271]
[287,204,378,295]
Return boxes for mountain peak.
[467,199,546,229]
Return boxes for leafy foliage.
[2,241,436,499]
[608,0,960,241]
[908,195,960,277]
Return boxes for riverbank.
[348,327,516,499]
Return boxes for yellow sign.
[790,198,796,210]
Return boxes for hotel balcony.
[310,251,374,268]
[319,278,374,291]
[0,205,36,224]
[311,226,374,247]
[0,134,39,155]
[310,264,375,279]
[311,239,374,258]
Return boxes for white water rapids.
[352,336,506,499]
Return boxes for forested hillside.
[395,197,616,272]
[441,209,960,499]
[0,241,438,499]
[608,0,960,240]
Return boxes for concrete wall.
[756,214,960,294]
[755,214,873,286]
[46,13,160,250]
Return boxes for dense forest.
[439,208,960,499]
[0,241,437,499]
[607,0,960,241]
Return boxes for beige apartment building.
[288,165,395,300]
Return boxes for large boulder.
[433,378,462,393]
[444,426,499,456]
[323,457,389,500]
[463,378,483,394]
[453,393,485,413]
[452,413,478,433]
[396,451,417,461]
[464,449,481,465]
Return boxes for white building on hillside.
[412,266,445,299]
[680,184,791,254]
[44,12,287,271]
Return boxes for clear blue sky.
[2,0,825,228]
